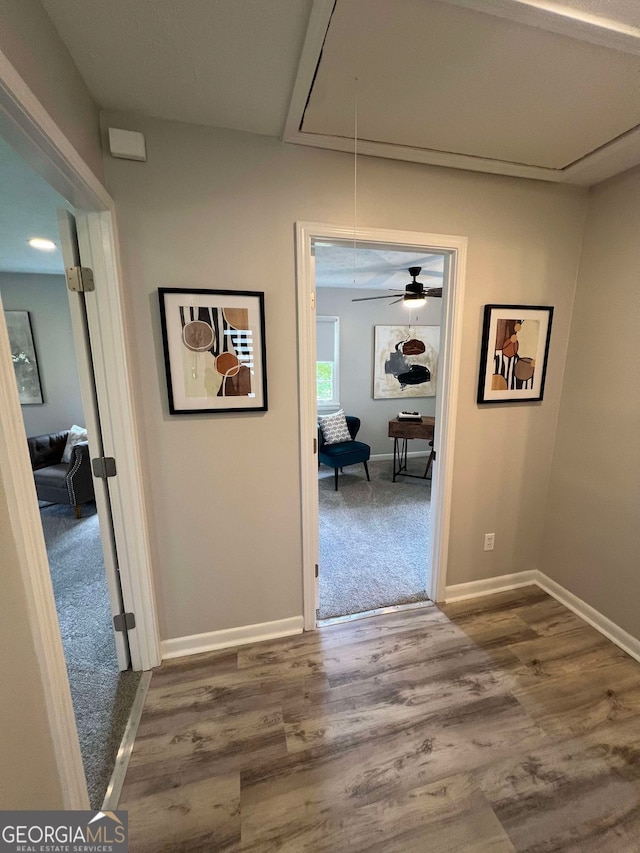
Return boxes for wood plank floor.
[119,587,640,852]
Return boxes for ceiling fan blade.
[351,294,400,302]
[390,297,405,304]
[425,288,443,297]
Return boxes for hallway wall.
[101,110,587,642]
[541,166,640,640]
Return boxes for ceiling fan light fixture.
[351,266,442,304]
[403,293,426,307]
[404,269,426,305]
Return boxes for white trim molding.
[445,570,640,664]
[161,616,304,660]
[536,572,640,665]
[444,571,539,603]
[0,50,112,214]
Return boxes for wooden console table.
[388,416,435,482]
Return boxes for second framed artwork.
[477,304,553,404]
[373,325,440,399]
[5,310,44,405]
[159,288,267,414]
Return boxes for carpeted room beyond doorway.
[318,459,431,619]
[40,502,140,807]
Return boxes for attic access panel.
[302,0,640,170]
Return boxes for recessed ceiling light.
[28,238,56,251]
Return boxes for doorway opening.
[296,222,467,631]
[314,241,444,622]
[0,48,160,808]
[0,135,140,806]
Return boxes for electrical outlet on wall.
[484,533,495,551]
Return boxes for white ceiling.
[40,0,640,184]
[0,138,66,275]
[41,0,313,136]
[315,243,444,290]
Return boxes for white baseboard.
[370,451,429,462]
[161,615,304,660]
[445,570,640,664]
[444,571,538,603]
[536,572,640,664]
[161,576,640,666]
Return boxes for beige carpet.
[318,459,431,619]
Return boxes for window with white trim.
[316,316,340,411]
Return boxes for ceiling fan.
[351,267,443,305]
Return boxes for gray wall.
[316,287,442,455]
[0,273,84,436]
[541,167,640,639]
[101,110,587,642]
[0,0,104,183]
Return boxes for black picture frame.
[477,304,553,404]
[158,288,267,414]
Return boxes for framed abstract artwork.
[373,325,440,399]
[158,288,267,414]
[477,304,553,404]
[5,310,44,404]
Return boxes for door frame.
[58,209,129,671]
[0,48,160,806]
[295,222,467,630]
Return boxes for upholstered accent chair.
[318,415,371,491]
[27,430,95,518]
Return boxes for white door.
[58,210,130,670]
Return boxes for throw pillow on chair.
[318,409,351,444]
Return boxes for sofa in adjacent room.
[27,429,95,518]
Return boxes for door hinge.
[92,456,117,479]
[313,437,317,454]
[315,564,319,578]
[66,266,95,293]
[113,612,135,632]
[432,451,437,461]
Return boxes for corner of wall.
[535,188,590,578]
